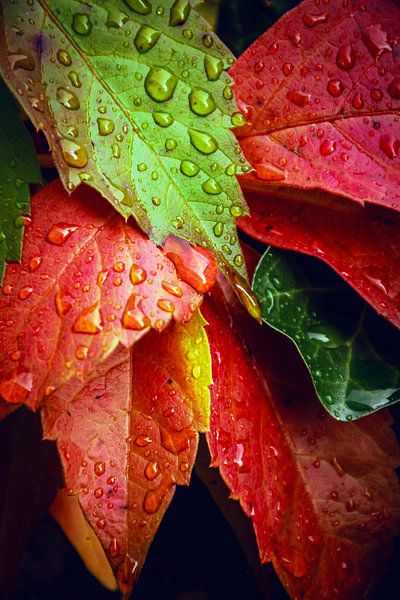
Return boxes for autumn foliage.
[0,0,399,599]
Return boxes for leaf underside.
[42,310,212,597]
[231,0,400,211]
[253,248,400,420]
[0,0,251,282]
[0,78,40,282]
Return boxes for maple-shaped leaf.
[0,78,40,283]
[231,0,400,210]
[42,310,211,598]
[239,190,400,330]
[202,280,400,600]
[0,180,213,411]
[253,248,400,420]
[0,0,251,284]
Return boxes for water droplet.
[97,117,114,136]
[152,112,174,128]
[8,50,35,71]
[371,88,383,102]
[180,160,199,177]
[204,55,223,81]
[286,90,311,107]
[379,134,399,159]
[165,138,177,151]
[387,77,400,100]
[18,286,33,300]
[73,303,103,334]
[0,368,33,404]
[230,205,243,217]
[94,460,106,476]
[130,264,147,284]
[145,461,161,481]
[327,79,344,97]
[157,299,175,313]
[57,87,80,110]
[76,345,88,360]
[111,143,121,158]
[192,365,201,379]
[352,91,364,109]
[336,44,356,71]
[278,546,308,578]
[108,538,119,557]
[320,139,336,156]
[188,129,217,154]
[29,256,42,272]
[282,62,294,76]
[231,112,247,127]
[55,291,72,316]
[61,139,88,168]
[122,294,151,330]
[202,33,213,48]
[202,178,222,195]
[72,13,93,36]
[303,12,328,27]
[307,325,345,348]
[123,0,151,14]
[189,89,216,116]
[68,72,81,88]
[161,280,183,297]
[46,223,78,245]
[152,196,161,206]
[106,8,129,28]
[223,86,233,100]
[213,222,224,237]
[135,434,153,447]
[362,24,392,60]
[232,273,262,323]
[144,68,178,102]
[57,49,72,66]
[134,25,161,53]
[170,0,190,26]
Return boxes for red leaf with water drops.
[232,0,400,211]
[41,310,211,598]
[202,281,400,600]
[0,180,214,411]
[239,190,400,328]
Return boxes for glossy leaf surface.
[231,0,400,211]
[0,180,210,410]
[0,0,250,280]
[0,78,40,282]
[203,281,400,600]
[42,311,211,597]
[253,248,400,420]
[239,190,400,329]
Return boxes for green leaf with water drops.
[252,248,400,421]
[0,79,40,283]
[0,0,250,286]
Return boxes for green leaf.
[0,79,40,283]
[0,0,250,282]
[252,248,400,421]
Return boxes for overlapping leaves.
[0,0,251,281]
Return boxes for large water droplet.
[169,0,191,26]
[68,71,81,88]
[327,79,344,97]
[57,88,80,110]
[379,134,399,159]
[134,25,161,53]
[202,178,222,195]
[122,294,151,330]
[336,44,356,71]
[8,50,35,71]
[188,129,218,154]
[362,24,392,60]
[55,291,72,316]
[233,273,262,323]
[204,55,223,81]
[57,49,72,66]
[320,139,336,156]
[303,12,328,27]
[29,256,42,272]
[144,68,177,102]
[61,140,88,168]
[73,303,103,334]
[97,117,115,136]
[46,223,78,245]
[161,280,183,298]
[123,0,151,14]
[189,89,216,116]
[130,264,147,284]
[145,461,161,481]
[0,368,33,404]
[152,111,173,127]
[18,286,33,300]
[157,299,175,313]
[72,13,93,36]
[286,90,311,107]
[106,8,129,28]
[180,160,199,177]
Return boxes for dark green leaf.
[253,248,400,421]
[0,79,41,282]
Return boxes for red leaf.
[239,190,400,328]
[231,0,400,211]
[41,311,211,598]
[0,181,214,411]
[202,282,400,599]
